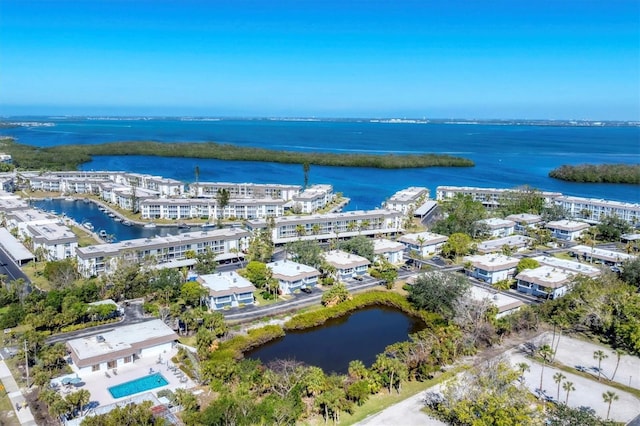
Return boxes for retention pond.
[245,306,425,374]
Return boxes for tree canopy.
[432,194,486,236]
[407,271,470,320]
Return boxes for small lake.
[245,306,425,374]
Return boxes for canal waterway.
[245,306,425,374]
[30,198,194,242]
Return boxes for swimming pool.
[108,373,169,399]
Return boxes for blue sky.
[1,0,638,119]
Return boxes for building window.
[107,360,117,369]
[124,356,132,363]
[92,364,100,372]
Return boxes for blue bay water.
[3,118,639,208]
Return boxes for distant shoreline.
[0,138,475,170]
[549,164,640,185]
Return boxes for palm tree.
[311,223,321,235]
[516,362,530,384]
[602,391,619,420]
[593,350,608,381]
[537,344,555,394]
[563,381,575,404]
[611,349,625,381]
[553,372,566,400]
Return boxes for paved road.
[45,300,152,344]
[0,246,31,285]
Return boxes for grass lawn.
[20,263,51,291]
[254,292,280,307]
[69,225,100,247]
[337,368,462,425]
[0,390,20,426]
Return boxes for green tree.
[247,229,274,263]
[321,282,351,306]
[553,372,566,400]
[429,360,542,425]
[440,232,472,260]
[562,380,575,404]
[286,239,324,269]
[538,344,555,393]
[216,188,230,221]
[516,258,540,274]
[195,247,218,275]
[81,400,157,425]
[180,280,207,307]
[42,258,79,289]
[602,391,619,420]
[339,235,375,262]
[372,353,408,394]
[500,186,546,215]
[243,261,272,289]
[597,215,631,242]
[432,194,486,236]
[593,350,608,381]
[407,271,470,319]
[303,161,310,189]
[620,257,640,288]
[611,348,625,381]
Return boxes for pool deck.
[51,347,195,408]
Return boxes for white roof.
[373,238,405,253]
[570,245,635,263]
[267,260,319,278]
[0,227,35,262]
[465,254,520,271]
[505,213,543,224]
[532,256,601,277]
[477,235,531,253]
[323,250,370,269]
[478,218,516,229]
[469,286,523,314]
[397,231,448,245]
[414,200,438,216]
[199,271,256,294]
[66,319,177,363]
[516,265,573,288]
[546,220,590,232]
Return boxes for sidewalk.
[0,359,37,426]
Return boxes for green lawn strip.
[0,391,20,426]
[20,264,51,291]
[551,362,640,399]
[338,367,463,426]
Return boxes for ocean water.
[3,118,639,209]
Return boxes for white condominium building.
[552,195,640,224]
[436,186,562,209]
[76,228,249,277]
[140,197,286,220]
[190,182,300,200]
[291,184,335,213]
[383,186,430,215]
[245,209,402,245]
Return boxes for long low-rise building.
[28,222,78,261]
[140,197,286,220]
[397,231,448,257]
[66,319,178,375]
[190,181,300,200]
[245,209,402,245]
[552,195,640,224]
[532,255,601,278]
[515,265,574,299]
[76,228,249,277]
[569,245,636,266]
[464,254,520,284]
[383,186,430,215]
[476,235,532,254]
[436,186,562,209]
[198,271,256,310]
[323,250,370,281]
[267,260,320,294]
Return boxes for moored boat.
[143,222,157,228]
[82,222,94,231]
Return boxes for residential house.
[373,239,405,264]
[464,254,520,284]
[477,218,516,237]
[198,271,256,310]
[323,250,370,281]
[515,265,573,299]
[546,220,590,241]
[66,319,178,376]
[476,235,532,254]
[397,231,448,257]
[267,260,320,294]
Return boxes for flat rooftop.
[532,255,601,277]
[570,245,636,263]
[323,250,370,268]
[267,260,319,278]
[387,186,429,203]
[505,213,543,224]
[469,286,524,314]
[477,235,531,253]
[397,231,448,245]
[66,320,178,365]
[478,218,516,229]
[373,238,405,253]
[516,265,573,288]
[546,220,590,231]
[465,254,520,271]
[199,271,256,296]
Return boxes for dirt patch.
[25,388,57,426]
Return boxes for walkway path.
[0,359,37,426]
